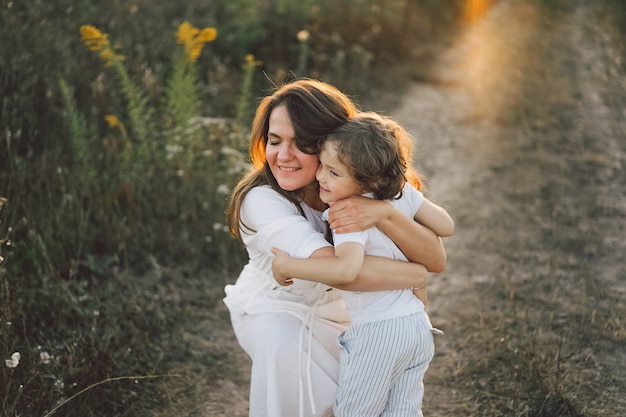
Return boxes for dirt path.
[193,1,625,416]
[391,0,626,416]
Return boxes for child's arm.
[415,197,455,237]
[271,242,365,286]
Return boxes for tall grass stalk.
[236,54,262,129]
[41,374,180,417]
[164,54,202,131]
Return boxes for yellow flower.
[105,115,128,139]
[198,28,217,43]
[80,25,124,66]
[188,44,203,62]
[80,25,109,51]
[176,22,198,45]
[99,49,125,67]
[105,114,121,128]
[176,21,217,62]
[245,54,263,67]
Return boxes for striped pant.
[333,312,435,417]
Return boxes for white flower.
[297,30,310,42]
[54,378,64,390]
[166,144,183,160]
[40,351,53,365]
[5,352,20,368]
[216,184,230,194]
[220,146,239,155]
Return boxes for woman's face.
[266,105,320,194]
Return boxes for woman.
[224,79,446,417]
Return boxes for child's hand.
[271,247,294,286]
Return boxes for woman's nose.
[277,142,293,159]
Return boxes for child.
[271,112,454,417]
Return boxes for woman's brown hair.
[227,79,359,242]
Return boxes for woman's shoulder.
[245,185,297,209]
[241,185,302,225]
[247,184,280,197]
[239,185,329,254]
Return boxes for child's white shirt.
[322,183,426,325]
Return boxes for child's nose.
[315,165,324,181]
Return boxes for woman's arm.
[327,196,447,272]
[335,255,429,292]
[303,242,429,293]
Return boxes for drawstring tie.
[298,304,318,417]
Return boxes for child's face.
[316,141,364,204]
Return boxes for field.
[1,0,625,416]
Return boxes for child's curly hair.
[320,112,423,201]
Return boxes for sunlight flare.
[462,0,495,25]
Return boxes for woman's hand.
[328,195,447,272]
[336,257,428,292]
[327,196,389,234]
[270,247,294,286]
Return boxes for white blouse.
[223,185,351,417]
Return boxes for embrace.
[224,79,453,417]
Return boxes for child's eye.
[330,170,339,177]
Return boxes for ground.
[179,1,626,416]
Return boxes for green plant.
[70,22,248,267]
[236,54,263,128]
[80,24,155,165]
[165,22,216,130]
